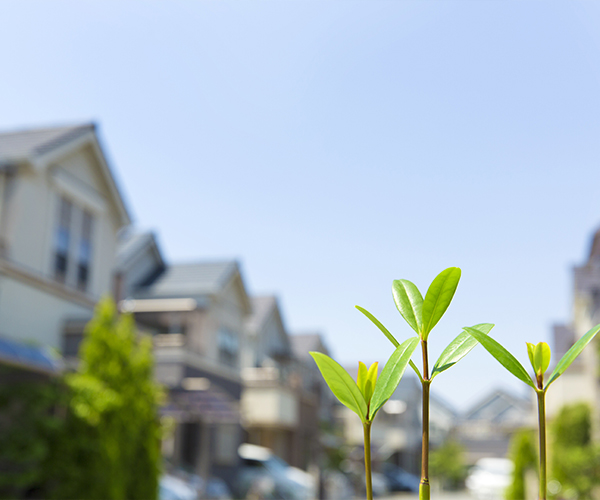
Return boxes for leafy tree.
[0,367,63,499]
[430,439,467,491]
[550,403,600,500]
[50,297,163,500]
[506,429,537,500]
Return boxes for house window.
[54,197,72,283]
[218,328,239,368]
[77,210,93,291]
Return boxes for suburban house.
[241,311,333,471]
[455,388,533,463]
[0,123,130,371]
[548,227,600,419]
[241,296,298,463]
[116,230,250,483]
[0,122,338,492]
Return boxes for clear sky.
[1,0,600,410]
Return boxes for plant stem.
[363,422,373,500]
[420,340,430,500]
[537,389,547,500]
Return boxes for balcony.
[241,385,299,428]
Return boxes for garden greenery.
[465,324,600,500]
[312,267,493,500]
[311,267,600,500]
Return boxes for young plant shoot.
[356,267,494,500]
[310,336,419,500]
[464,324,600,500]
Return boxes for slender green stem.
[363,422,373,500]
[537,389,547,500]
[420,340,430,500]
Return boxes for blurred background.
[1,1,600,499]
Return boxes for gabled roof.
[116,230,165,272]
[290,332,330,360]
[246,296,278,334]
[136,260,249,307]
[0,124,94,162]
[462,388,531,424]
[0,123,130,225]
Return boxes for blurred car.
[160,474,198,500]
[381,463,420,493]
[235,443,316,500]
[466,458,513,500]
[165,468,232,500]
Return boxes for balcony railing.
[153,333,186,348]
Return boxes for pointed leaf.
[431,323,495,379]
[546,324,600,388]
[370,336,420,419]
[526,342,536,370]
[364,362,379,403]
[409,360,424,383]
[534,342,551,375]
[421,268,461,338]
[357,361,368,398]
[463,327,536,389]
[392,280,423,335]
[310,352,368,422]
[356,305,399,347]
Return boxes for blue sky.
[2,0,600,409]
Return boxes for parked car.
[164,468,232,500]
[235,444,316,500]
[381,463,420,493]
[466,458,513,500]
[160,474,198,500]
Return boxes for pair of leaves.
[310,336,419,422]
[526,342,551,376]
[356,304,494,382]
[464,324,600,391]
[357,361,378,403]
[392,268,461,340]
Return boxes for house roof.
[0,123,131,225]
[136,260,242,299]
[462,388,532,424]
[116,230,165,272]
[0,123,94,162]
[246,296,278,334]
[290,332,329,360]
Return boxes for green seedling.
[310,336,419,500]
[357,267,493,500]
[464,325,600,500]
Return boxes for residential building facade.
[548,227,600,420]
[0,124,130,367]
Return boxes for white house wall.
[6,167,54,272]
[0,275,92,349]
[0,140,126,350]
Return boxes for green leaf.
[310,352,368,422]
[392,280,424,335]
[463,327,536,389]
[546,324,600,389]
[364,362,379,403]
[357,361,368,397]
[421,268,461,339]
[431,323,495,380]
[370,336,420,419]
[410,359,424,383]
[534,342,551,375]
[526,342,536,370]
[355,305,399,347]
